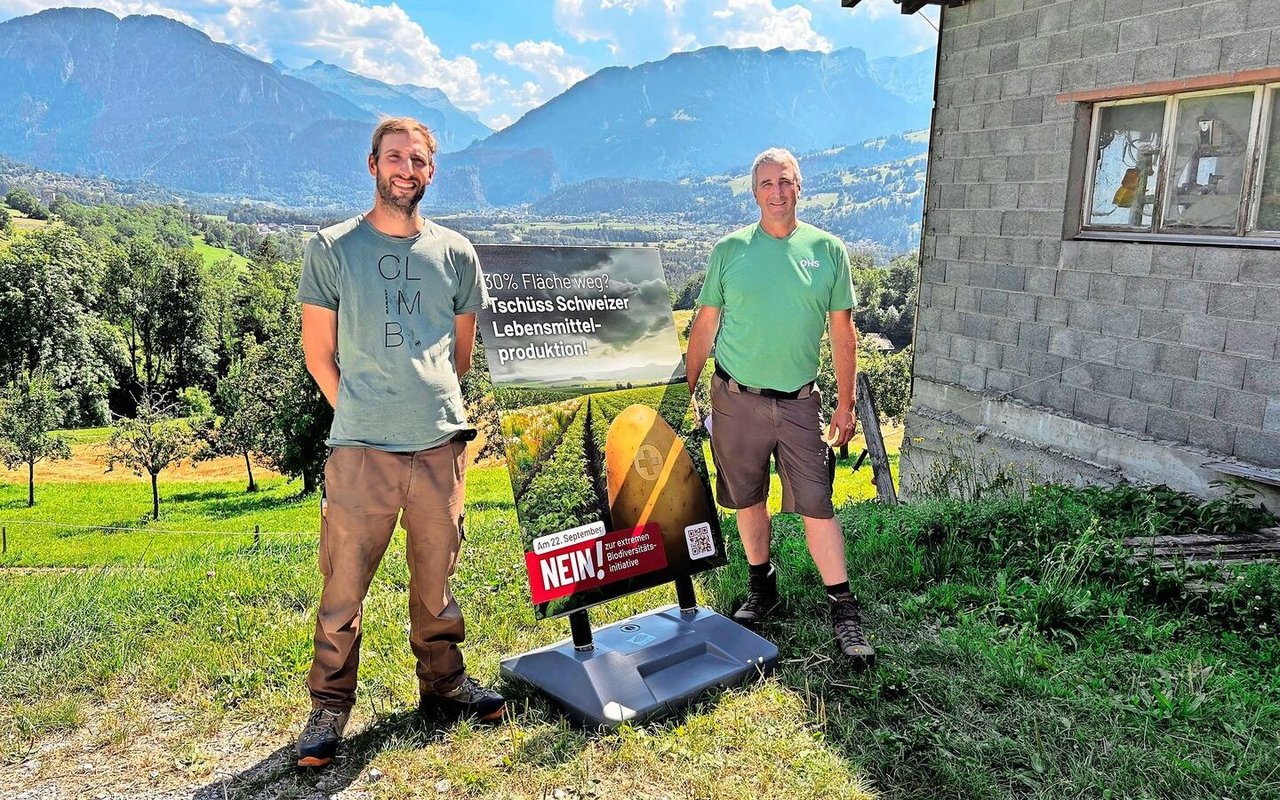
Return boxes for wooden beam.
[854,373,897,505]
[1203,461,1280,488]
[1058,66,1280,105]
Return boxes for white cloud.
[554,0,830,61]
[492,40,589,92]
[711,0,830,52]
[0,0,497,112]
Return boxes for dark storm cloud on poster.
[477,246,679,386]
[475,244,725,620]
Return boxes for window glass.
[1256,88,1280,231]
[1162,91,1255,230]
[1087,101,1165,229]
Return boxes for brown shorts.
[709,373,835,519]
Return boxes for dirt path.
[2,691,333,800]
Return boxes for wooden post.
[253,524,260,551]
[854,373,898,505]
[2,526,6,554]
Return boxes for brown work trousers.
[307,442,468,711]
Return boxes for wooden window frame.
[1063,69,1280,248]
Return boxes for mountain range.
[0,7,935,250]
[279,60,491,153]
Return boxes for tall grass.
[2,462,1279,798]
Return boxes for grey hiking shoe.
[732,565,778,627]
[296,707,350,767]
[420,676,506,722]
[831,595,876,667]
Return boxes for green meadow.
[2,447,1279,798]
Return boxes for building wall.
[903,0,1280,502]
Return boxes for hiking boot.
[296,707,350,767]
[831,595,876,668]
[420,676,506,722]
[732,565,778,628]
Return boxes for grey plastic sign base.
[500,605,779,728]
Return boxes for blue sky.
[0,0,938,129]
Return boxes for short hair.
[751,148,802,190]
[370,117,438,162]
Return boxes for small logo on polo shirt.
[799,258,821,269]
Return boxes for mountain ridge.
[0,6,935,251]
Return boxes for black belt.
[715,364,814,399]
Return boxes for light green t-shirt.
[297,215,488,451]
[698,221,854,392]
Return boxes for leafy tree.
[0,205,11,236]
[103,240,215,393]
[0,225,119,425]
[202,217,231,248]
[673,273,705,310]
[817,336,914,436]
[857,345,914,424]
[199,342,272,492]
[853,252,918,350]
[104,391,201,520]
[234,257,299,348]
[0,372,71,506]
[159,248,217,392]
[55,200,193,251]
[202,254,242,372]
[250,309,331,495]
[5,188,48,220]
[230,223,262,260]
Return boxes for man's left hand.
[824,406,858,448]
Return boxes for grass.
[54,426,112,446]
[193,236,251,270]
[2,451,1279,798]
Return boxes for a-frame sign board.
[475,245,777,727]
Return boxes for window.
[1082,85,1280,241]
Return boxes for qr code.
[684,522,716,560]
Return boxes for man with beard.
[294,118,500,768]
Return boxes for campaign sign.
[475,245,725,619]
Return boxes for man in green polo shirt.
[685,147,875,666]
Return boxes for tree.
[250,309,332,495]
[234,256,299,348]
[857,345,914,424]
[5,188,48,220]
[0,373,71,506]
[199,343,272,492]
[0,225,119,425]
[817,337,914,432]
[103,240,215,394]
[853,252,918,351]
[104,392,200,520]
[0,205,11,236]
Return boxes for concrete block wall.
[905,0,1280,496]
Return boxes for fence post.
[253,524,260,551]
[2,526,6,554]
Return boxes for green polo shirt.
[698,221,854,392]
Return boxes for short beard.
[376,172,426,217]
